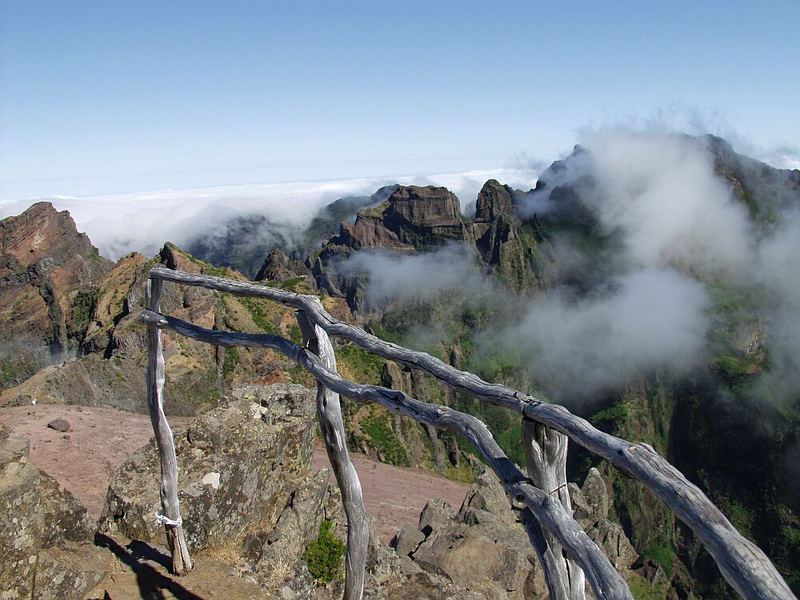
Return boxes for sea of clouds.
[0,168,538,261]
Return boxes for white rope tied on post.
[155,513,183,527]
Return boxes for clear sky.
[1,0,798,200]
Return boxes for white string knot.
[155,512,183,527]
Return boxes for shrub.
[303,519,346,584]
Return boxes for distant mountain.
[184,185,399,279]
[2,134,800,597]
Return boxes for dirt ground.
[0,404,468,543]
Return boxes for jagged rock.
[327,185,470,252]
[256,249,312,283]
[0,425,105,599]
[410,472,545,599]
[46,418,70,432]
[570,468,638,573]
[249,470,329,585]
[474,179,516,222]
[418,497,456,537]
[587,519,639,572]
[382,467,641,599]
[99,384,316,551]
[391,525,425,557]
[0,203,112,385]
[581,467,610,521]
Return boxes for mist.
[338,244,495,306]
[343,130,800,407]
[481,268,711,402]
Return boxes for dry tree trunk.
[523,419,586,600]
[297,305,368,600]
[145,277,193,575]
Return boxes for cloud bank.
[0,167,539,261]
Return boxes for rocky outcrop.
[325,185,470,253]
[0,424,107,598]
[570,468,639,572]
[255,248,312,284]
[388,467,640,599]
[99,384,316,550]
[391,471,547,599]
[1,241,311,415]
[0,203,112,388]
[474,179,518,222]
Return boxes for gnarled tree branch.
[297,306,368,600]
[144,278,193,575]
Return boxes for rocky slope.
[0,234,350,415]
[0,203,112,389]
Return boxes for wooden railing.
[140,267,795,600]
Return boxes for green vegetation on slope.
[303,519,346,584]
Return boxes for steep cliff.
[0,203,112,389]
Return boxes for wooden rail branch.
[523,420,585,600]
[144,279,193,576]
[297,308,369,600]
[148,268,796,600]
[138,308,633,600]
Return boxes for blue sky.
[1,0,798,199]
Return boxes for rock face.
[100,384,316,551]
[0,424,107,599]
[387,467,639,599]
[570,468,639,572]
[0,203,112,388]
[328,185,470,252]
[1,241,315,416]
[255,248,312,283]
[474,179,517,222]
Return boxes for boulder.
[0,425,106,599]
[46,418,71,433]
[380,466,642,599]
[99,384,316,551]
[406,471,547,600]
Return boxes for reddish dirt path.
[312,450,469,541]
[0,404,468,542]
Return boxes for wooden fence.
[140,266,795,600]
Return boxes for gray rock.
[99,384,316,552]
[0,425,101,599]
[581,467,609,521]
[46,418,70,432]
[391,525,425,557]
[418,497,455,537]
[32,542,108,600]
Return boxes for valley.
[1,132,799,598]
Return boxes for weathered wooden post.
[145,277,193,575]
[523,418,586,600]
[297,303,368,600]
